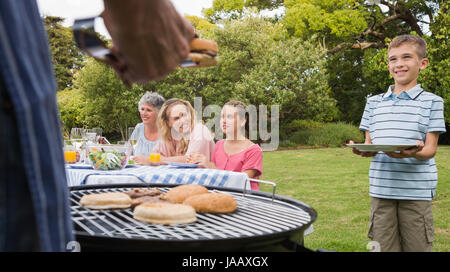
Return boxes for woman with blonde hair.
[152,98,215,162]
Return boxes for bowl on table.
[86,144,130,170]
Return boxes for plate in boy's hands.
[346,144,417,152]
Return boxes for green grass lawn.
[260,145,450,252]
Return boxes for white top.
[129,123,160,157]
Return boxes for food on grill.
[133,203,197,225]
[187,38,218,68]
[79,192,132,209]
[183,193,237,213]
[70,185,316,251]
[124,188,162,198]
[123,188,171,209]
[166,184,209,203]
[131,195,172,209]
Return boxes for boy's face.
[387,43,429,88]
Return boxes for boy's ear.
[419,58,429,71]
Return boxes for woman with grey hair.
[129,92,165,164]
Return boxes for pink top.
[153,123,215,160]
[212,140,263,190]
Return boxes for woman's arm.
[243,169,258,179]
[187,153,217,168]
[161,155,187,163]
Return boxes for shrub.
[280,119,324,140]
[57,88,86,138]
[290,122,363,147]
[278,140,298,148]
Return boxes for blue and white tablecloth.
[65,164,250,190]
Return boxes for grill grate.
[70,186,312,242]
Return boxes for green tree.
[422,1,449,123]
[282,0,440,53]
[44,16,84,91]
[57,88,87,138]
[235,38,337,122]
[185,15,218,38]
[73,58,143,140]
[203,0,284,23]
[145,16,335,126]
[282,0,445,124]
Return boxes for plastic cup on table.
[149,153,161,166]
[64,146,78,164]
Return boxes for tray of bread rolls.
[69,183,317,251]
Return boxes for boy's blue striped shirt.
[360,84,446,200]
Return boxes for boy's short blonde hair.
[388,34,427,58]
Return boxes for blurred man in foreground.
[0,0,194,251]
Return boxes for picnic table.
[65,164,251,190]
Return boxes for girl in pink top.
[191,100,263,190]
[152,98,215,163]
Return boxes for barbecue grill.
[70,183,317,251]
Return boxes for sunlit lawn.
[260,146,450,252]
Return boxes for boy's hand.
[348,140,378,157]
[385,141,425,159]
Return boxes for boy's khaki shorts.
[368,197,434,252]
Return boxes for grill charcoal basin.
[69,184,317,251]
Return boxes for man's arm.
[102,0,195,84]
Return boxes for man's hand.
[102,0,195,84]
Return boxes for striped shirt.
[0,1,74,251]
[360,84,446,201]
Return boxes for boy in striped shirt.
[350,35,446,251]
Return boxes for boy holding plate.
[350,35,446,251]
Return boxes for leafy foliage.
[144,16,336,129]
[185,15,218,38]
[57,88,86,137]
[289,122,364,147]
[44,16,83,91]
[203,0,284,23]
[72,58,144,140]
[283,0,368,41]
[54,2,448,142]
[422,1,450,123]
